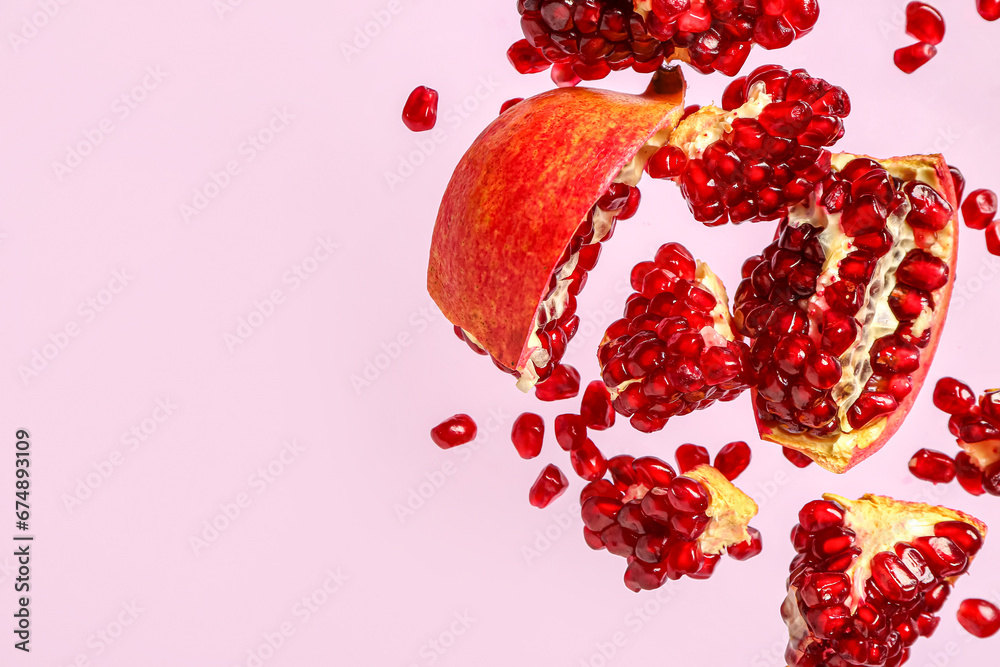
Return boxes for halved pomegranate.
[933,377,1000,496]
[581,460,760,591]
[733,153,960,473]
[783,494,987,667]
[428,68,687,391]
[597,242,752,432]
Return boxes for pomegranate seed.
[528,464,569,508]
[798,499,846,532]
[580,380,615,430]
[978,0,1000,21]
[984,461,1000,496]
[847,392,898,430]
[908,449,956,484]
[728,526,763,560]
[551,62,581,87]
[957,599,1000,638]
[935,521,984,556]
[714,441,752,480]
[670,511,710,541]
[632,456,677,487]
[925,581,951,613]
[955,452,987,496]
[933,377,977,414]
[402,86,439,132]
[894,42,937,73]
[511,412,545,459]
[961,188,997,230]
[554,414,587,453]
[896,249,949,291]
[646,145,688,179]
[871,551,920,602]
[949,164,966,200]
[906,181,954,230]
[912,535,969,576]
[583,526,605,550]
[581,496,622,532]
[430,414,477,449]
[783,446,814,468]
[624,558,668,592]
[805,604,851,639]
[535,364,581,401]
[667,540,705,575]
[987,220,1000,255]
[666,476,710,513]
[905,3,945,45]
[799,572,851,608]
[675,444,710,473]
[507,39,551,74]
[499,98,524,114]
[570,438,607,481]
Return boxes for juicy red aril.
[961,188,998,230]
[912,535,969,576]
[957,599,1000,638]
[646,145,688,180]
[670,512,710,541]
[908,448,956,484]
[758,101,813,138]
[894,42,937,73]
[809,526,857,559]
[896,250,949,291]
[935,521,984,556]
[799,499,846,532]
[550,62,581,88]
[633,456,677,487]
[955,452,986,496]
[529,464,569,508]
[799,572,851,607]
[554,414,587,451]
[666,476,710,513]
[906,181,954,229]
[507,39,551,74]
[933,377,976,414]
[570,438,607,481]
[871,551,920,602]
[806,605,852,639]
[535,364,581,401]
[511,412,545,459]
[430,414,477,449]
[581,496,622,532]
[984,461,1000,496]
[676,444,710,473]
[905,3,945,45]
[624,559,668,592]
[580,381,615,430]
[728,526,763,561]
[714,441,751,481]
[988,221,1000,255]
[783,447,814,468]
[979,0,1000,21]
[402,86,439,132]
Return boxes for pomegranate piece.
[908,448,956,484]
[598,242,751,433]
[430,414,478,449]
[958,599,1000,637]
[511,412,545,459]
[529,464,569,508]
[580,380,615,430]
[714,441,752,481]
[905,3,945,45]
[931,377,1000,495]
[535,363,581,401]
[783,494,988,667]
[735,153,960,473]
[961,188,997,230]
[894,42,937,73]
[979,0,1000,21]
[507,38,551,74]
[429,68,686,392]
[402,86,439,132]
[784,446,815,468]
[676,444,710,474]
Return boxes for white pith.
[962,438,1000,471]
[671,83,774,160]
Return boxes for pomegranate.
[733,153,960,473]
[580,380,616,430]
[957,599,1000,638]
[511,412,545,459]
[649,65,851,226]
[514,0,820,81]
[598,242,752,432]
[580,460,760,591]
[894,43,937,74]
[932,377,1000,496]
[402,86,439,132]
[961,188,998,230]
[428,68,687,392]
[529,464,570,507]
[430,414,478,449]
[904,3,945,45]
[783,494,988,667]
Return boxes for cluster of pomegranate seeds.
[513,0,820,83]
[649,65,850,226]
[598,242,751,433]
[979,0,1000,21]
[677,441,752,479]
[735,157,955,437]
[529,464,570,508]
[907,448,956,484]
[402,86,439,132]
[784,446,815,468]
[511,412,546,459]
[926,377,1000,496]
[894,3,943,73]
[957,599,1000,638]
[430,414,478,449]
[784,497,984,667]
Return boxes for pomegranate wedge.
[428,68,686,391]
[733,153,959,473]
[784,494,987,667]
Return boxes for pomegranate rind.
[686,464,758,554]
[758,153,960,473]
[428,78,685,375]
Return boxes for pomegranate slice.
[733,153,960,473]
[932,377,1000,496]
[783,494,987,667]
[598,242,751,432]
[581,461,759,591]
[429,68,687,391]
[651,65,851,226]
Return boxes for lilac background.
[1,1,999,665]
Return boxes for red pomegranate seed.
[551,62,581,87]
[895,250,949,291]
[665,476,709,513]
[430,414,477,449]
[511,412,545,459]
[799,572,851,607]
[624,558,668,592]
[554,414,587,451]
[894,42,937,73]
[798,499,846,532]
[500,98,524,114]
[958,599,1000,638]
[933,377,977,414]
[507,39,551,74]
[987,221,1000,255]
[871,551,920,602]
[646,145,688,180]
[984,461,1000,496]
[583,526,604,550]
[535,364,581,401]
[905,3,945,45]
[908,449,956,484]
[961,188,998,230]
[528,464,569,508]
[978,0,1000,21]
[570,438,607,481]
[581,496,622,532]
[955,452,986,496]
[402,86,439,132]
[675,444,710,473]
[783,446,814,468]
[935,521,984,556]
[668,540,706,576]
[805,604,852,640]
[580,380,615,430]
[728,526,763,561]
[714,441,752,481]
[950,164,966,200]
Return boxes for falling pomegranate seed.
[535,364,581,402]
[955,452,987,496]
[728,526,763,560]
[984,461,1000,496]
[511,412,545,459]
[569,438,607,481]
[579,381,615,430]
[905,3,945,45]
[554,414,587,451]
[507,38,551,74]
[714,441,752,481]
[933,377,977,414]
[987,220,1000,255]
[957,599,1000,638]
[676,444,711,474]
[908,449,956,484]
[500,98,524,115]
[894,42,937,73]
[550,62,580,88]
[529,464,569,508]
[402,86,439,132]
[961,188,998,230]
[783,446,814,468]
[979,0,1000,21]
[430,414,477,449]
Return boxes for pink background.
[1,1,999,665]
